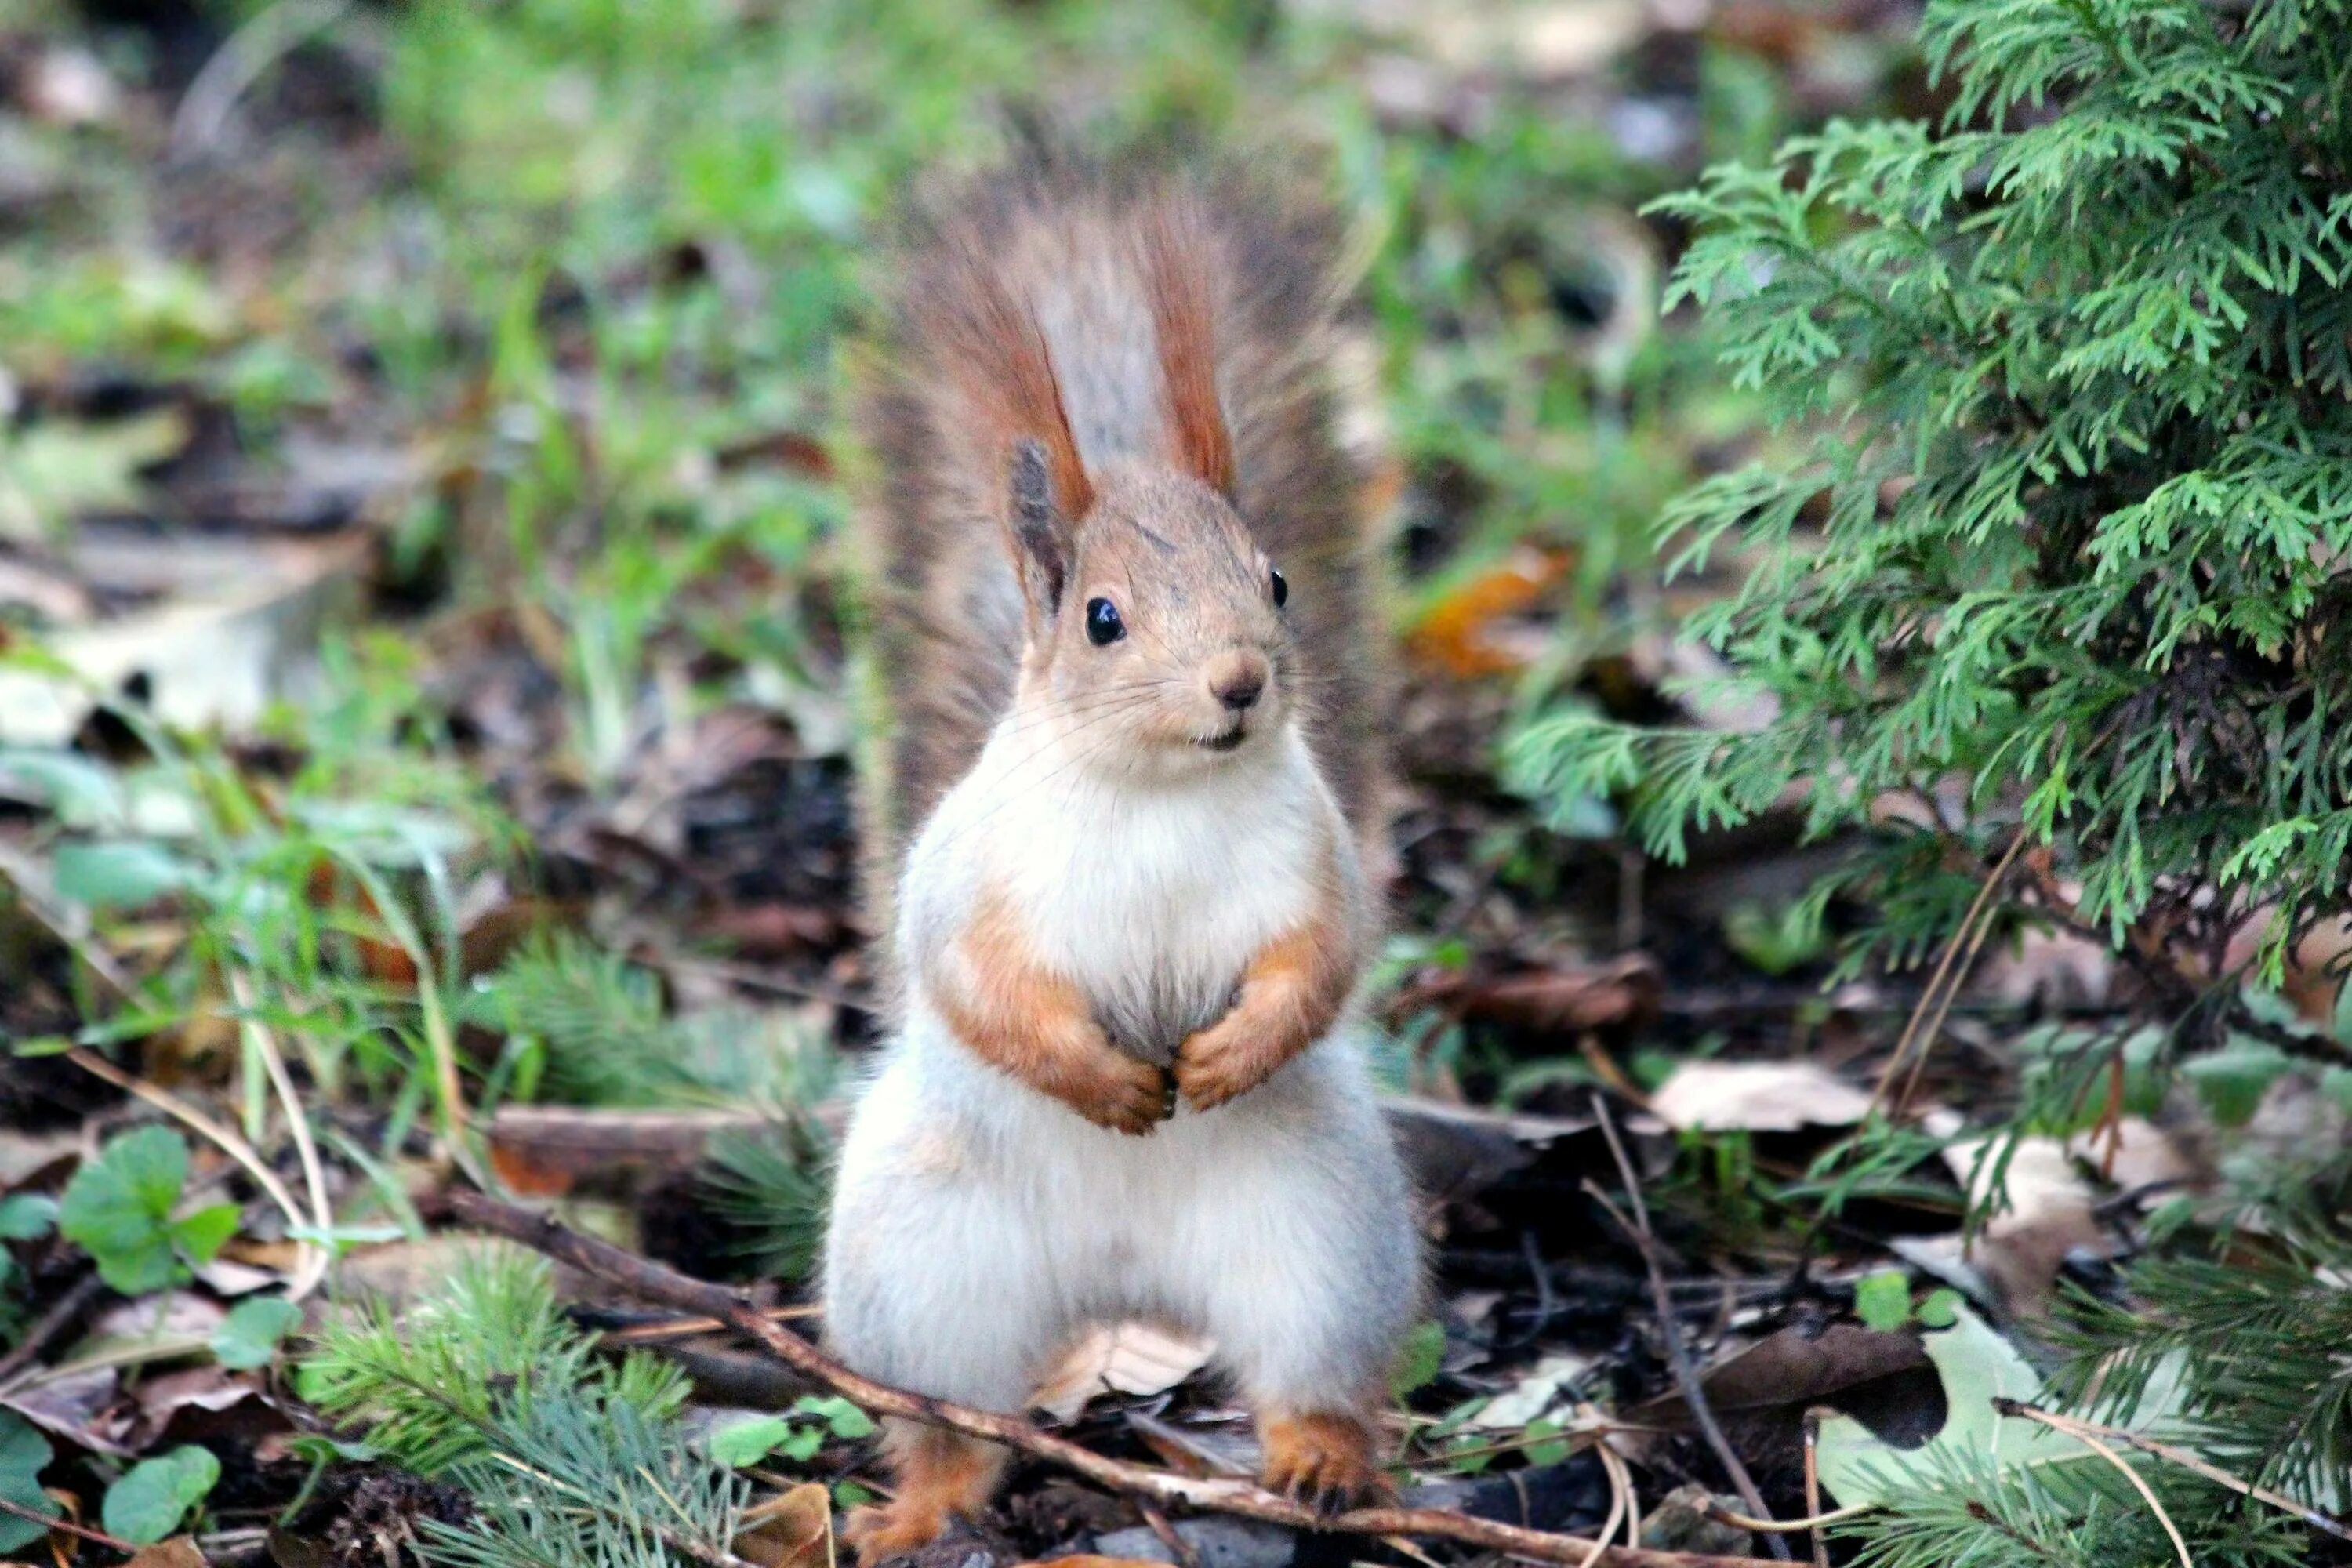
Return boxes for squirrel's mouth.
[1196,726,1249,753]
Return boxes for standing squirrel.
[823,155,1419,1563]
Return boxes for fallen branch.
[445,1190,1780,1568]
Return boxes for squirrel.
[822,154,1420,1563]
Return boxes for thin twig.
[1871,829,2027,1117]
[0,1490,138,1552]
[1993,1401,2190,1568]
[1139,1500,1201,1568]
[597,1305,825,1343]
[445,1190,1782,1568]
[0,1270,104,1385]
[1992,1399,2352,1544]
[65,1047,311,1243]
[1700,1500,1875,1535]
[0,855,319,1269]
[1799,1415,1829,1568]
[169,0,354,157]
[1588,1095,1790,1561]
[1579,1441,1631,1568]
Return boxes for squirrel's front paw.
[1174,1016,1279,1111]
[1054,1043,1172,1135]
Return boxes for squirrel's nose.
[1206,652,1269,713]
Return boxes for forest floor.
[2,2,2340,1566]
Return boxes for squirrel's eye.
[1269,568,1288,609]
[1085,597,1125,646]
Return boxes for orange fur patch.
[1143,205,1236,497]
[1258,1410,1388,1513]
[1174,842,1363,1109]
[929,887,1171,1134]
[844,1421,1007,1563]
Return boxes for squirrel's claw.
[1259,1412,1388,1517]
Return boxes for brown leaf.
[1635,1322,1944,1457]
[735,1481,833,1568]
[1405,547,1570,677]
[487,1105,765,1197]
[1399,953,1660,1033]
[1029,1323,1214,1423]
[125,1537,207,1568]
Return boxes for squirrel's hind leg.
[1258,1404,1391,1515]
[842,1421,1008,1564]
[1178,1077,1418,1513]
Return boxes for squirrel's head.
[1006,440,1293,779]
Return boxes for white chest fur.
[902,722,1338,1063]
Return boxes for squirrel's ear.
[1010,438,1074,624]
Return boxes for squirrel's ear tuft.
[1145,205,1236,499]
[1010,438,1073,622]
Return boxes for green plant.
[299,1249,758,1568]
[707,1396,875,1468]
[0,1411,56,1552]
[1505,3,2352,1561]
[302,1249,687,1475]
[1512,0,2352,1000]
[56,1127,238,1294]
[103,1445,220,1545]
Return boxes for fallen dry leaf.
[1646,1060,1875,1133]
[123,1537,207,1568]
[1469,1351,1595,1430]
[735,1481,833,1568]
[1636,1322,1944,1465]
[1911,1112,2200,1318]
[1029,1322,1215,1423]
[1405,546,1570,677]
[1399,953,1661,1033]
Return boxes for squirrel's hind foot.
[1258,1410,1391,1517]
[844,1423,1007,1565]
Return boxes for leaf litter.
[0,2,2341,1566]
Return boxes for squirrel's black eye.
[1085,597,1125,646]
[1269,568,1288,608]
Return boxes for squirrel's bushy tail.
[854,153,1383,905]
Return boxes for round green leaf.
[1853,1269,1913,1331]
[103,1444,220,1544]
[709,1415,800,1468]
[59,1126,190,1293]
[0,1193,56,1242]
[0,1412,57,1554]
[1391,1319,1446,1396]
[212,1296,303,1370]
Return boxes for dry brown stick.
[1992,1399,2352,1544]
[597,1305,824,1343]
[1587,1094,1789,1562]
[1871,828,2028,1116]
[445,1190,1780,1568]
[0,1491,137,1553]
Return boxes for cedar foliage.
[1512,2,2352,1559]
[1513,0,2352,991]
